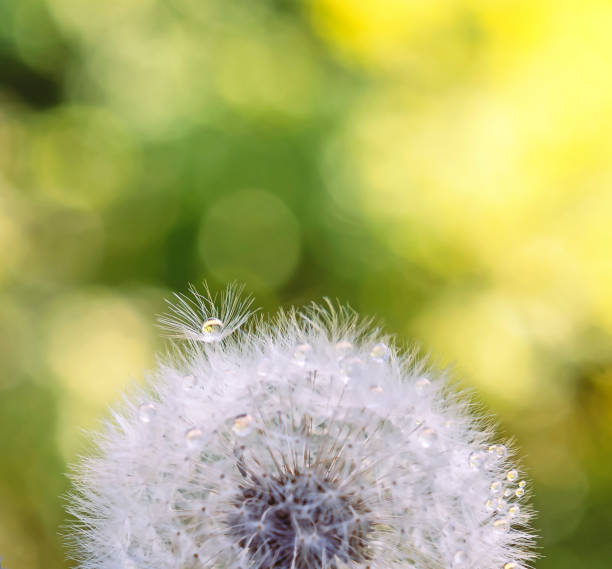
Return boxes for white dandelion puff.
[66,286,536,569]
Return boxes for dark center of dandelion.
[227,471,372,569]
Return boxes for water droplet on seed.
[490,480,503,494]
[257,358,273,377]
[515,487,525,498]
[485,498,496,511]
[340,356,364,380]
[504,488,512,497]
[518,480,526,488]
[469,451,487,470]
[488,444,507,459]
[452,550,468,567]
[138,403,156,423]
[122,556,139,569]
[185,427,203,448]
[508,504,520,517]
[418,427,438,448]
[335,340,353,357]
[415,377,431,393]
[506,469,518,482]
[232,414,254,436]
[293,344,312,366]
[503,563,519,569]
[182,374,196,390]
[493,518,510,532]
[370,342,389,363]
[201,318,224,342]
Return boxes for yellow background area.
[0,1,610,568]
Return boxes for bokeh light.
[0,1,611,568]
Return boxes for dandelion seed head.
[67,285,536,569]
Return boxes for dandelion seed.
[157,282,255,343]
[66,285,536,569]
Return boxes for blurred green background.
[1,0,611,567]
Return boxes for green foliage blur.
[1,0,611,567]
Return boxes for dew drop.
[515,487,525,498]
[138,403,156,423]
[493,518,510,532]
[469,451,487,470]
[182,374,196,390]
[484,498,496,511]
[370,342,390,363]
[185,427,203,448]
[503,563,519,569]
[508,504,520,517]
[488,444,508,459]
[452,550,468,567]
[415,377,431,393]
[232,414,254,436]
[496,498,508,511]
[418,427,438,448]
[506,469,519,482]
[201,318,224,342]
[340,356,364,380]
[504,488,512,497]
[257,358,273,377]
[293,344,312,366]
[490,480,503,495]
[518,480,526,488]
[122,556,139,569]
[335,340,353,357]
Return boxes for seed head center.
[227,471,371,569]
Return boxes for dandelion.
[67,285,535,569]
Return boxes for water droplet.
[469,451,487,470]
[340,356,364,380]
[451,550,468,567]
[257,358,273,377]
[335,340,353,358]
[490,480,503,494]
[182,374,196,390]
[485,498,496,511]
[508,504,520,517]
[504,488,512,497]
[370,342,390,363]
[293,344,312,366]
[138,403,156,423]
[496,498,508,511]
[370,384,384,393]
[201,318,224,342]
[515,487,525,498]
[506,469,519,482]
[122,556,140,569]
[185,427,203,448]
[493,518,510,532]
[488,444,508,459]
[415,377,431,393]
[232,414,254,436]
[503,563,519,569]
[418,427,438,448]
[518,480,526,488]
